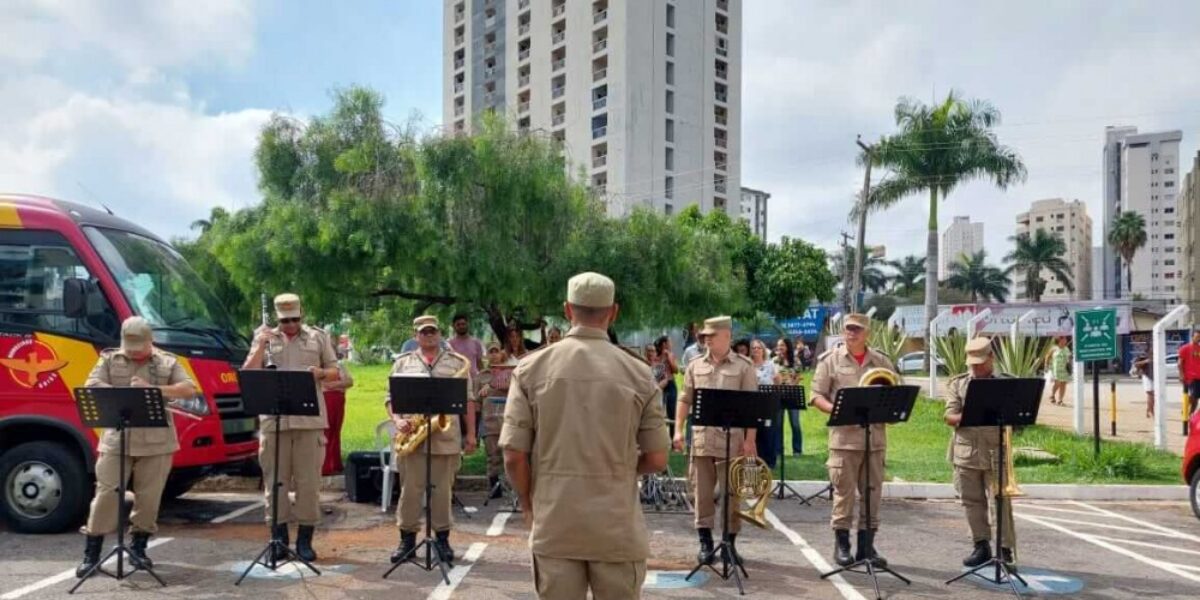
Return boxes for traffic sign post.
[1075,309,1119,457]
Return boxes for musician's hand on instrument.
[130,376,151,388]
[741,440,757,457]
[397,419,414,434]
[672,433,685,452]
[254,326,275,347]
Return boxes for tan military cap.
[485,340,502,351]
[274,293,302,319]
[966,336,993,365]
[121,316,153,353]
[699,316,733,336]
[567,272,615,308]
[844,313,871,330]
[413,315,440,332]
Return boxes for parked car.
[896,351,947,374]
[1164,353,1180,380]
[1184,410,1200,521]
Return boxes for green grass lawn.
[341,365,1181,485]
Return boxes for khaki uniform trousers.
[690,456,740,533]
[827,449,884,531]
[955,466,1016,548]
[84,452,173,536]
[532,554,646,600]
[397,453,461,532]
[260,429,324,526]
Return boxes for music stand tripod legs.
[382,417,451,585]
[71,420,166,594]
[236,415,321,585]
[685,427,749,595]
[820,420,911,600]
[945,420,1026,599]
[772,408,804,503]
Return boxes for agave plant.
[869,321,907,367]
[933,332,969,377]
[995,334,1049,378]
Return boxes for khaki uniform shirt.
[388,349,472,456]
[86,348,194,457]
[944,372,1007,469]
[249,325,337,431]
[812,345,895,451]
[499,326,670,562]
[680,350,758,458]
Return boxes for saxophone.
[392,356,468,457]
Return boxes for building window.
[1166,181,1175,188]
[666,89,674,113]
[666,33,675,57]
[1165,207,1175,213]
[665,176,674,199]
[1165,233,1176,240]
[666,61,675,85]
[665,118,674,143]
[666,3,675,27]
[665,147,674,171]
[665,204,674,215]
[1166,168,1175,174]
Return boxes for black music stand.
[945,377,1043,599]
[819,384,918,600]
[235,369,322,585]
[760,384,806,503]
[70,387,170,594]
[481,396,521,513]
[684,388,778,596]
[382,376,468,584]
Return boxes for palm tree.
[1005,230,1074,303]
[887,255,926,296]
[1108,211,1147,297]
[832,247,889,295]
[946,250,1011,303]
[860,92,1026,350]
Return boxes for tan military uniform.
[812,345,895,531]
[679,350,758,533]
[945,372,1016,548]
[388,349,471,533]
[251,324,337,526]
[83,348,193,535]
[500,325,669,599]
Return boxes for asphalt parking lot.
[1,490,1198,599]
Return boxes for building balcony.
[716,21,728,34]
[715,91,728,103]
[553,4,565,17]
[594,9,608,23]
[715,113,727,126]
[454,82,464,93]
[485,15,496,28]
[593,39,607,53]
[593,96,607,110]
[455,10,464,23]
[519,48,530,61]
[454,58,465,70]
[717,0,728,12]
[593,154,607,168]
[483,92,495,104]
[716,68,727,80]
[455,105,465,117]
[553,31,566,45]
[519,74,530,87]
[716,46,727,57]
[715,181,727,193]
[455,34,464,46]
[715,161,727,171]
[484,42,497,55]
[593,126,607,139]
[552,85,565,98]
[484,67,496,78]
[518,101,530,113]
[552,58,565,71]
[519,0,529,8]
[519,23,530,35]
[593,68,607,81]
[552,113,565,126]
[594,184,607,195]
[715,137,727,148]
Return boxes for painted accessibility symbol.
[962,567,1084,595]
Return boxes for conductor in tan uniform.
[944,337,1017,570]
[811,312,894,568]
[500,272,669,600]
[77,316,198,577]
[387,315,476,565]
[243,293,339,563]
[673,315,758,567]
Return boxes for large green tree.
[945,250,1010,303]
[887,254,926,295]
[861,92,1025,359]
[1108,211,1147,297]
[1005,230,1073,303]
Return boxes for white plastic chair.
[375,419,400,512]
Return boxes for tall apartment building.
[443,0,742,217]
[739,186,768,238]
[1102,126,1183,301]
[1014,198,1093,301]
[940,216,984,275]
[1181,151,1200,313]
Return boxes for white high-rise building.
[1102,126,1183,301]
[1014,198,1093,301]
[739,186,768,239]
[444,0,742,217]
[940,216,984,275]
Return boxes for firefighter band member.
[243,293,339,563]
[387,315,476,566]
[673,315,758,567]
[77,317,198,577]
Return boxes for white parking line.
[765,509,867,600]
[427,542,488,600]
[1087,534,1200,557]
[0,499,258,599]
[487,512,512,537]
[1018,515,1187,538]
[1070,501,1200,543]
[1018,513,1200,584]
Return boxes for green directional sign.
[1074,308,1119,362]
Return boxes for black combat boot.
[270,524,290,562]
[296,525,318,562]
[75,536,104,578]
[391,531,417,564]
[1001,547,1017,574]
[963,540,992,567]
[435,530,455,564]
[130,532,154,568]
[856,530,888,567]
[728,533,743,566]
[697,528,715,565]
[834,529,853,567]
[488,476,503,500]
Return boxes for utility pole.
[840,231,854,313]
[850,136,874,313]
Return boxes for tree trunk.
[924,188,939,371]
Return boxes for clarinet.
[261,293,277,370]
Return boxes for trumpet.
[729,455,773,529]
[393,414,455,457]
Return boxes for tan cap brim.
[121,339,150,353]
[276,309,301,319]
[966,355,989,365]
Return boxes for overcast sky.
[3,0,1200,269]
